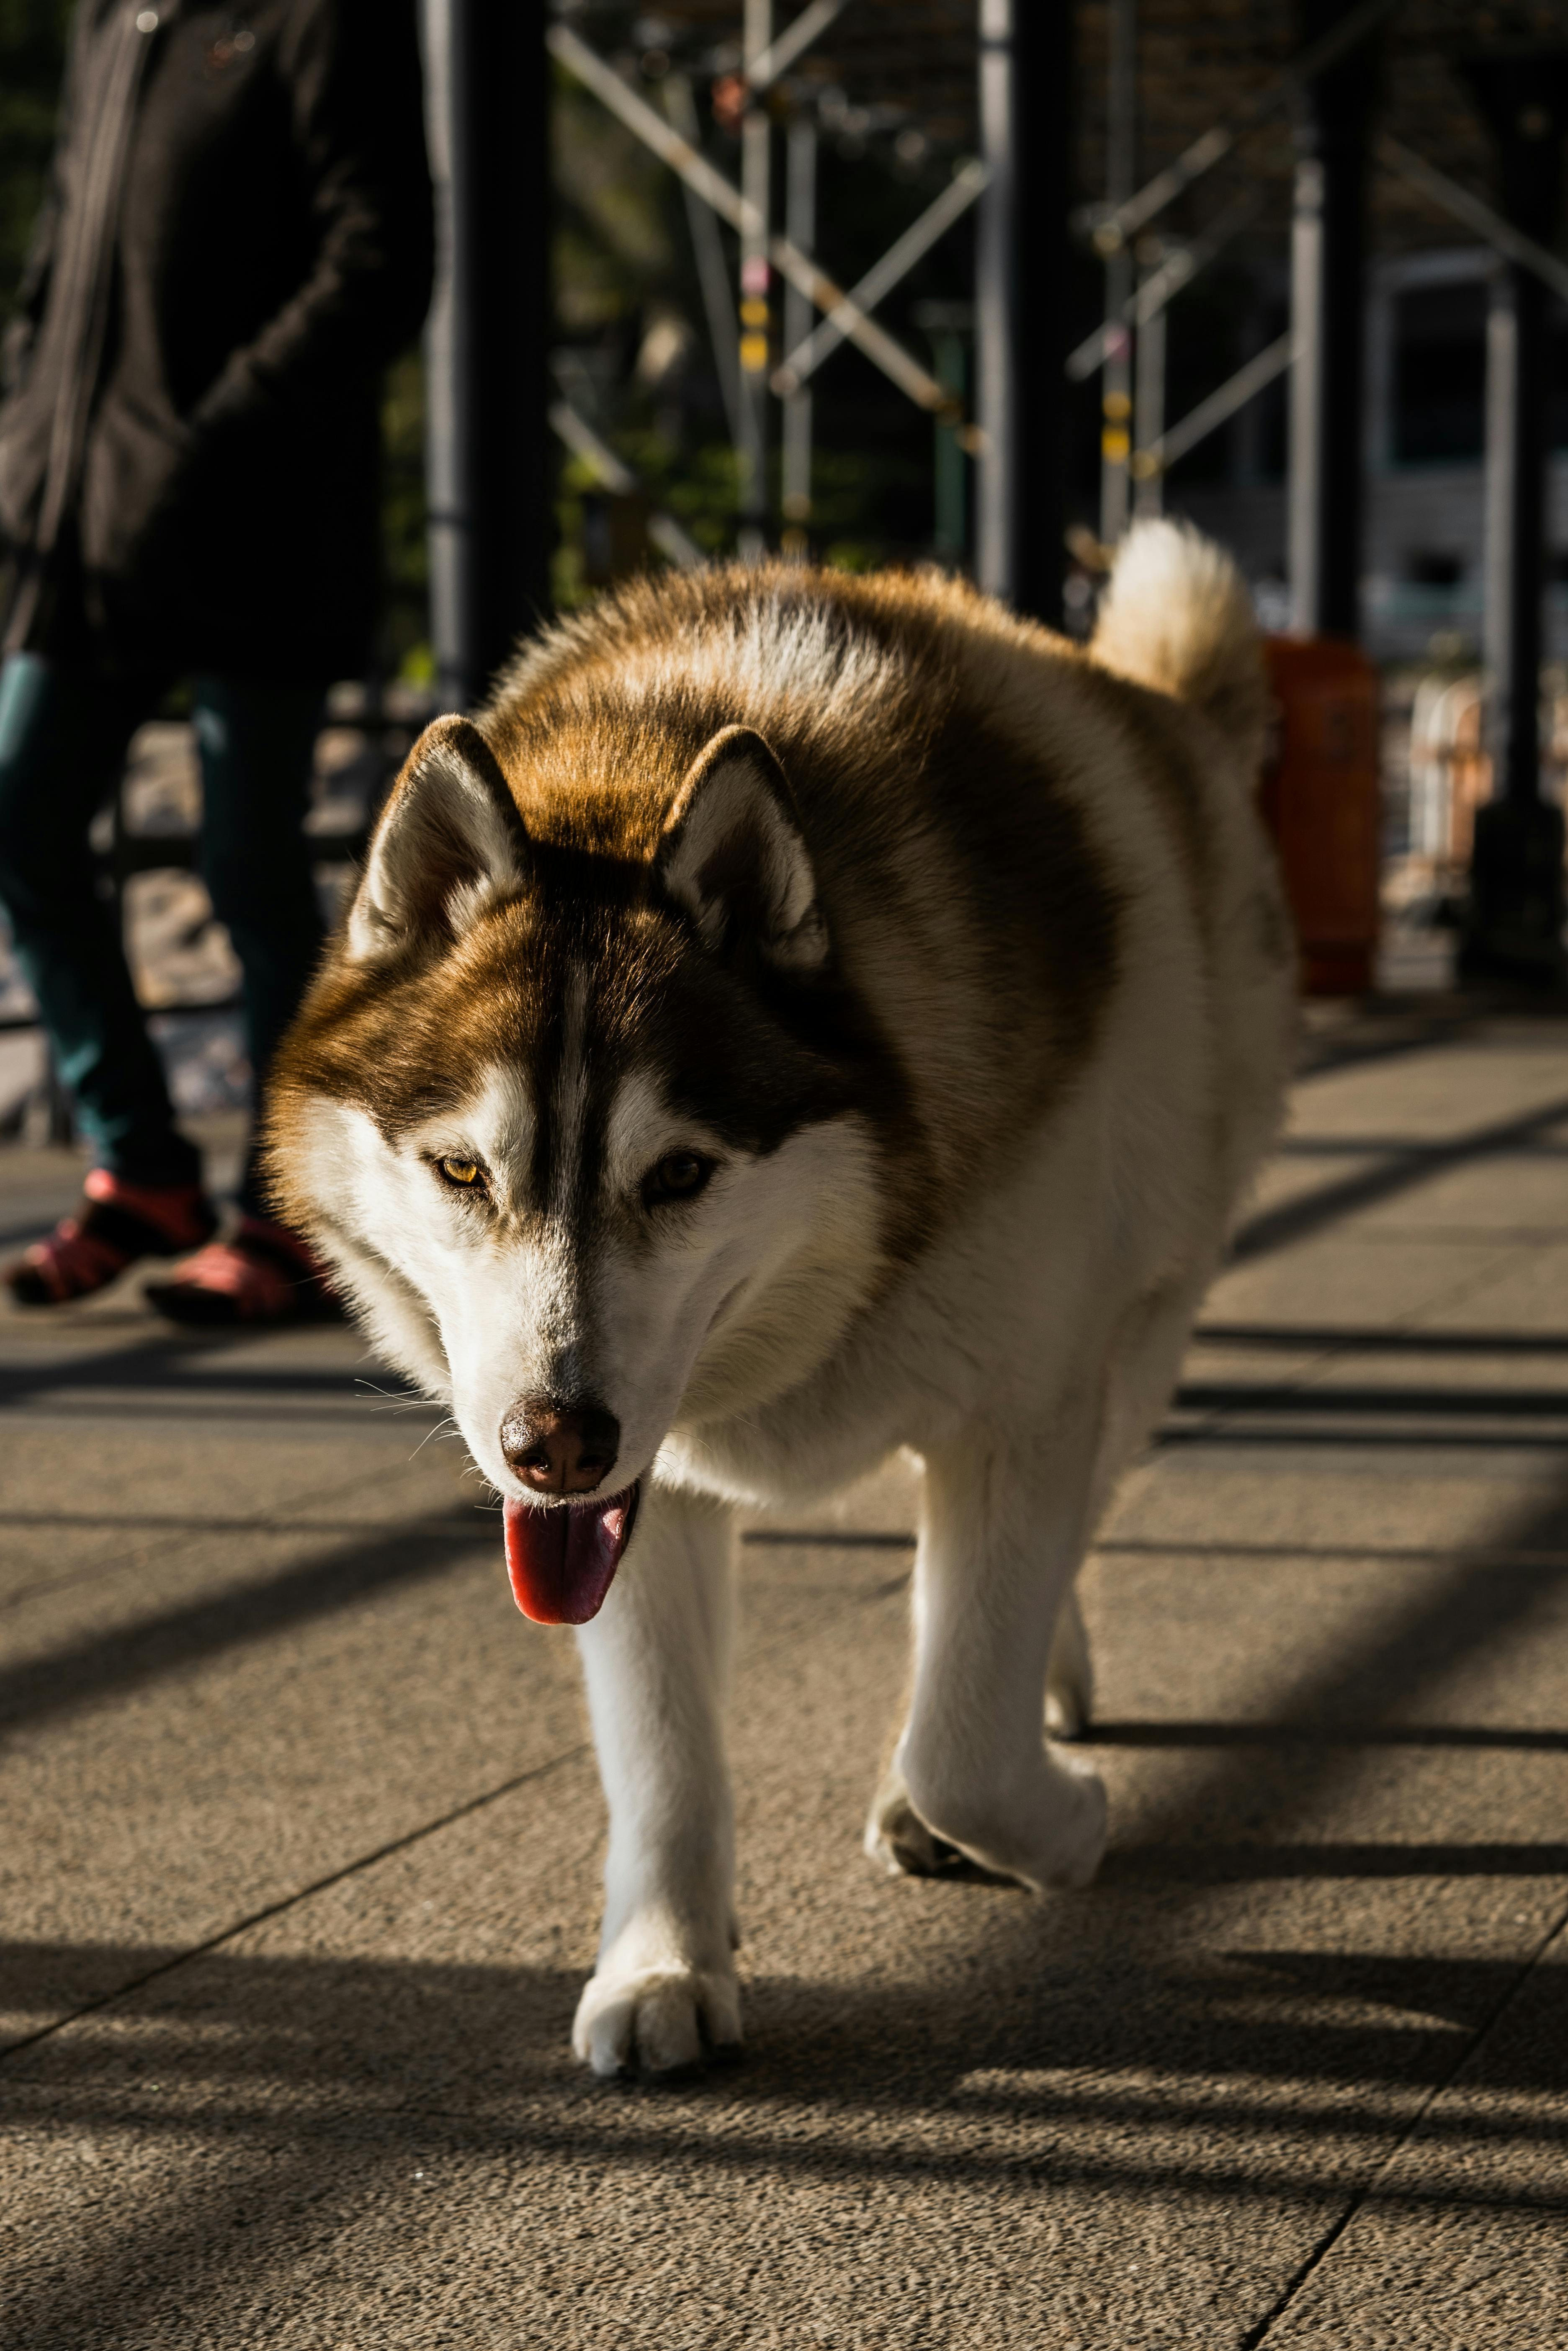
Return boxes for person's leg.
[190,674,327,1215]
[0,653,201,1185]
[144,675,332,1326]
[0,654,216,1305]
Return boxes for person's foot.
[144,1215,341,1327]
[4,1170,217,1306]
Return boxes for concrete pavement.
[3,1004,1568,2348]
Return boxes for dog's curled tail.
[1089,518,1267,770]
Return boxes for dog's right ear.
[345,716,529,964]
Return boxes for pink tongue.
[503,1486,640,1625]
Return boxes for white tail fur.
[1089,519,1267,768]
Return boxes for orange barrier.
[1259,635,1382,996]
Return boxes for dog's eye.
[643,1151,712,1208]
[438,1156,484,1189]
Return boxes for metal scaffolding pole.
[976,0,1073,623]
[738,0,774,558]
[1131,242,1166,518]
[422,0,551,712]
[781,113,816,551]
[1458,49,1568,983]
[1099,0,1137,546]
[1287,0,1379,640]
[665,74,747,457]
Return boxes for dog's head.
[267,712,893,1622]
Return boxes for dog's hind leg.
[571,1481,740,2078]
[1040,1278,1208,1745]
[1044,1584,1093,1741]
[865,1392,1110,1893]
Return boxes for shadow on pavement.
[0,1512,497,1736]
[1231,1089,1568,1262]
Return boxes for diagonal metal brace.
[1067,189,1261,384]
[1096,0,1403,253]
[1140,331,1295,476]
[1377,135,1568,306]
[746,0,850,95]
[548,22,954,416]
[772,159,989,397]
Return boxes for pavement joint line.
[1242,1885,1568,2347]
[0,1742,592,2071]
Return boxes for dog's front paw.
[572,1959,742,2079]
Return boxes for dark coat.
[0,0,433,680]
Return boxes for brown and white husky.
[267,520,1295,2076]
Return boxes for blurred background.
[3,0,1568,1136]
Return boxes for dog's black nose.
[500,1397,621,1496]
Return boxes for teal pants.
[0,653,324,1215]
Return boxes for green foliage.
[380,347,429,677]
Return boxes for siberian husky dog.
[267,520,1294,2077]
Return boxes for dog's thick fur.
[267,523,1295,2075]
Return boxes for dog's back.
[481,524,1290,1263]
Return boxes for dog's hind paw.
[868,1749,1108,1894]
[572,1962,743,2080]
[863,1765,966,1879]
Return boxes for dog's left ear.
[345,715,529,963]
[657,726,827,972]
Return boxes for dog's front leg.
[572,1480,739,2076]
[868,1405,1108,1892]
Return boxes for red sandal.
[144,1215,341,1328]
[4,1169,218,1307]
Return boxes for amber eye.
[438,1156,483,1189]
[644,1152,713,1207]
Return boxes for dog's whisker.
[407,1414,459,1462]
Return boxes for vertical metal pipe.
[423,0,551,711]
[1464,52,1568,806]
[782,113,816,552]
[1132,248,1165,518]
[1481,263,1536,803]
[976,0,1072,623]
[1458,50,1568,981]
[974,0,1015,601]
[1286,152,1325,634]
[1288,0,1377,640]
[666,74,747,457]
[1099,0,1137,546]
[422,0,466,705]
[738,0,773,557]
